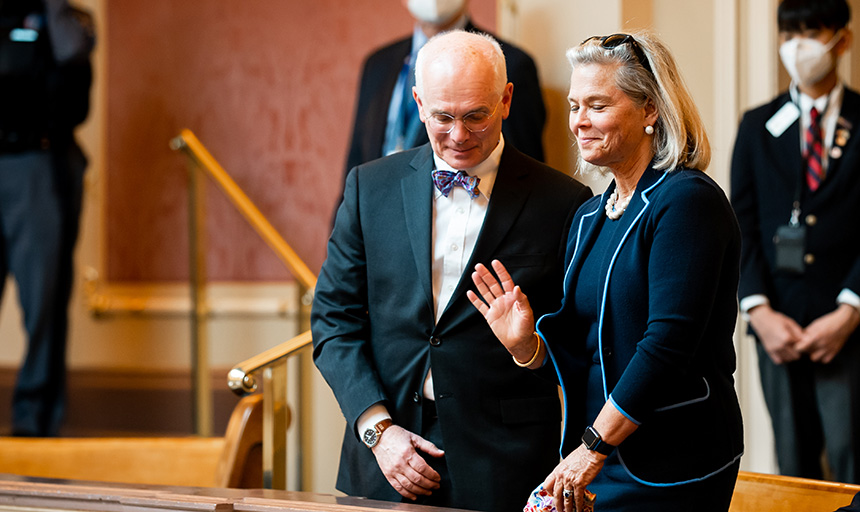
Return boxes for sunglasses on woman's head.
[581,33,653,75]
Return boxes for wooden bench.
[730,470,860,512]
[5,401,860,510]
[0,394,265,488]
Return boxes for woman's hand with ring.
[544,444,605,512]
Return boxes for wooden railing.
[0,471,857,511]
[730,470,860,511]
[170,129,316,291]
[0,475,458,512]
[170,130,315,487]
[227,331,312,489]
[0,394,264,489]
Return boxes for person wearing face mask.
[337,0,546,221]
[731,0,860,483]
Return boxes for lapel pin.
[831,146,843,159]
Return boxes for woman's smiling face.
[568,63,653,172]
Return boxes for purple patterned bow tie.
[432,169,481,199]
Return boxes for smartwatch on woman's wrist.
[582,425,616,455]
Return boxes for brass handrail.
[228,330,313,396]
[171,128,316,486]
[170,129,317,292]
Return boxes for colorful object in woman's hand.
[523,483,555,512]
[523,483,596,512]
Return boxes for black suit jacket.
[731,88,860,329]
[312,143,591,512]
[344,21,546,177]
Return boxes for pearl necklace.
[605,190,633,220]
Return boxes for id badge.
[773,224,806,274]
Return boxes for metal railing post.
[187,158,213,437]
[172,129,318,482]
[262,364,289,489]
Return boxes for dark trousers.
[0,145,85,436]
[757,339,860,483]
[406,398,453,507]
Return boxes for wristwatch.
[581,425,616,456]
[362,419,393,448]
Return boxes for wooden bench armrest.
[730,471,860,512]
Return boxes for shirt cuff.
[356,403,391,438]
[837,289,860,311]
[739,294,770,321]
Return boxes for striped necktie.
[806,107,824,192]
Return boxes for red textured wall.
[106,1,496,282]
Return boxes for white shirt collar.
[432,134,504,200]
[796,82,843,115]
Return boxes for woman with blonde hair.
[469,32,744,512]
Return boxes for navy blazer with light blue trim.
[536,166,744,486]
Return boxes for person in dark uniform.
[0,0,94,437]
[731,0,860,483]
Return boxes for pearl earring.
[645,125,654,135]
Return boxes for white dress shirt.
[356,137,505,437]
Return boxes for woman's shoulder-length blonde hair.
[566,31,710,173]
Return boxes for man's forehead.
[420,83,499,110]
[424,51,484,76]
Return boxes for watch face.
[363,428,378,447]
[582,426,599,448]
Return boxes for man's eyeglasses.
[581,33,653,75]
[426,99,502,134]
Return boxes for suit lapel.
[822,88,860,188]
[370,39,413,158]
[770,97,804,191]
[468,147,532,265]
[401,146,436,316]
[565,168,665,306]
[563,199,603,297]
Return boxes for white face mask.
[407,0,466,25]
[779,31,842,87]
